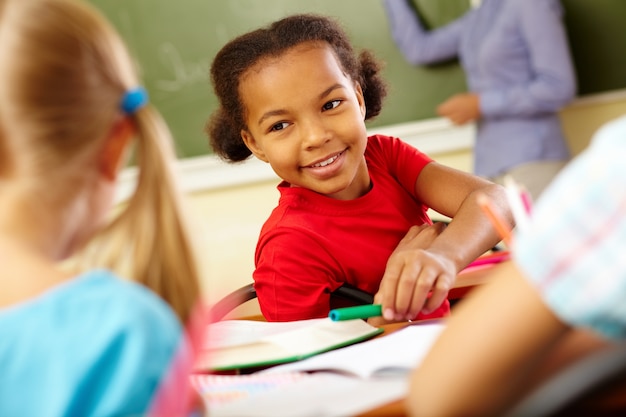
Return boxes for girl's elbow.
[481,182,508,203]
[480,183,514,225]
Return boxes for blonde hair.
[0,0,201,324]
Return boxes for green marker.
[329,304,383,321]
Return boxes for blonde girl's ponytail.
[95,102,203,325]
[63,1,203,324]
[74,100,203,325]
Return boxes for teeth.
[312,154,339,168]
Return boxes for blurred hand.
[373,223,457,323]
[437,93,481,125]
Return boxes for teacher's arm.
[381,0,467,65]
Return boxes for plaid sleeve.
[514,117,626,339]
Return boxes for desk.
[203,262,626,417]
[201,320,626,417]
[200,319,416,416]
[203,267,495,416]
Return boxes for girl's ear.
[99,116,134,181]
[241,129,269,163]
[354,82,366,120]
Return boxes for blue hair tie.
[120,87,148,114]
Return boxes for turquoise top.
[0,270,182,417]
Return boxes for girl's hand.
[374,223,457,322]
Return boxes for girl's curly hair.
[207,13,388,162]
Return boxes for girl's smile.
[303,149,346,179]
[306,150,344,168]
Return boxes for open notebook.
[193,320,446,417]
[260,320,445,378]
[197,318,383,371]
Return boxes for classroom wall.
[560,92,626,155]
[170,92,626,308]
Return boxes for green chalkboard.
[88,0,626,158]
[561,0,626,95]
[88,0,468,158]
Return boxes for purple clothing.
[383,0,576,178]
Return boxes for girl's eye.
[322,99,341,111]
[270,122,289,132]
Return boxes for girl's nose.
[300,117,331,150]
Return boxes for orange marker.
[477,193,513,247]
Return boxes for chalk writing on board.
[156,43,208,93]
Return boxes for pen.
[477,193,513,246]
[329,304,382,321]
[503,176,530,232]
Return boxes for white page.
[197,321,445,417]
[261,321,445,378]
[200,318,383,371]
[205,372,409,417]
[205,318,328,349]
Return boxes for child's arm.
[416,162,512,268]
[406,261,573,417]
[376,162,513,320]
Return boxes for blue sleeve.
[480,0,576,117]
[382,0,467,65]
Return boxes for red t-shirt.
[254,135,450,321]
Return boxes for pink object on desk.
[520,188,533,215]
[468,252,510,267]
[460,251,511,274]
